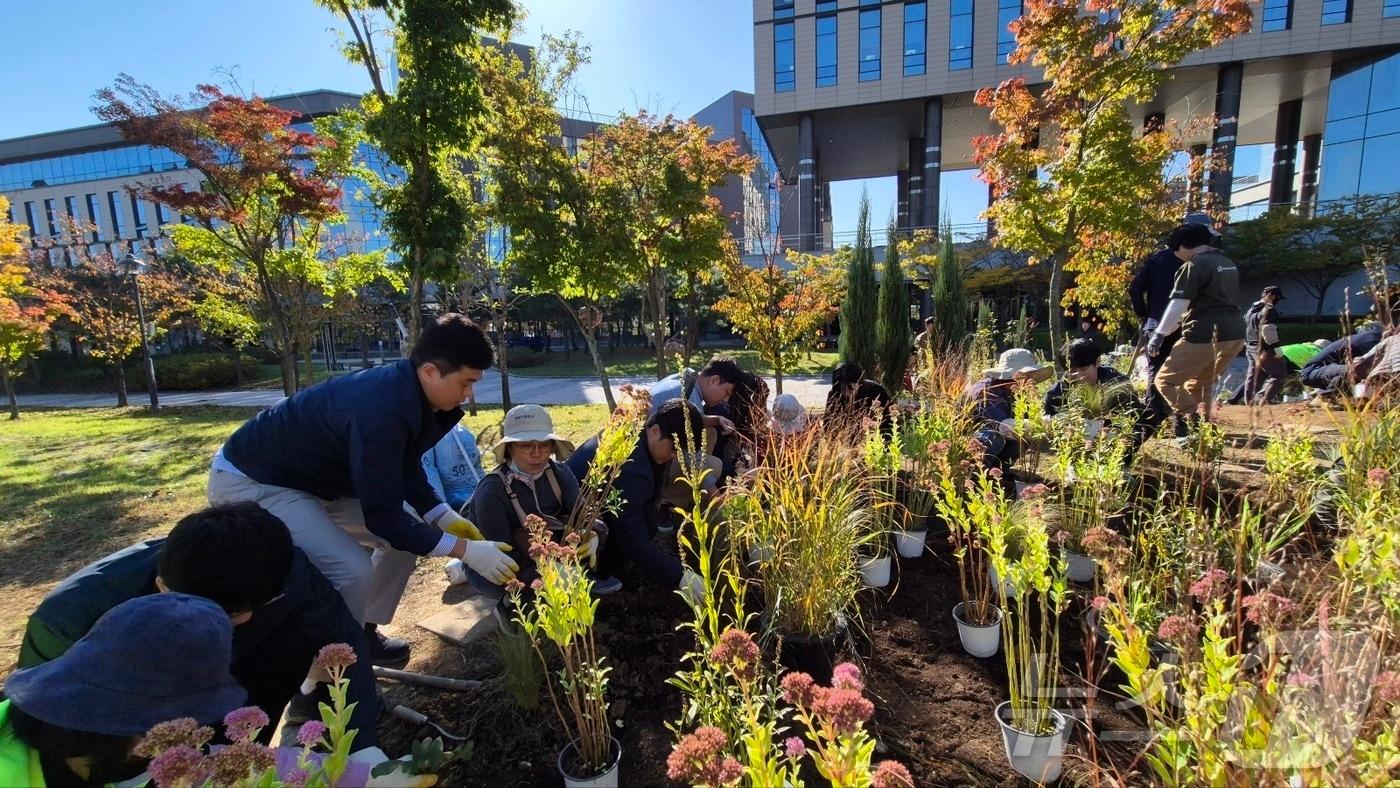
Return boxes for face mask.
[509,459,545,482]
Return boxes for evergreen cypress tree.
[838,193,878,373]
[930,218,969,352]
[876,221,913,393]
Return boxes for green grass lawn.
[0,403,609,673]
[509,345,840,379]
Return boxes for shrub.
[151,353,260,390]
[504,348,546,369]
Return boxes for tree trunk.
[497,319,512,411]
[2,366,18,420]
[408,263,425,347]
[304,342,317,386]
[582,328,617,411]
[1047,255,1066,368]
[685,271,701,366]
[231,347,245,387]
[361,331,372,369]
[647,271,669,379]
[115,363,129,407]
[774,364,784,396]
[279,348,297,397]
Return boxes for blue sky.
[0,0,990,241]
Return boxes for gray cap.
[1184,211,1222,238]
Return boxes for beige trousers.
[1155,339,1246,419]
[207,468,418,626]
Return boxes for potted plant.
[730,429,873,683]
[507,516,619,788]
[936,467,1008,657]
[984,487,1070,783]
[1047,409,1133,584]
[859,424,900,586]
[896,404,974,556]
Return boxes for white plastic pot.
[859,554,892,588]
[1064,551,1097,584]
[559,737,622,788]
[894,529,928,558]
[988,564,1018,599]
[953,601,1002,657]
[1084,418,1105,440]
[995,701,1067,784]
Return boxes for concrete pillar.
[1299,133,1322,216]
[1209,62,1244,210]
[896,170,910,233]
[1188,143,1208,212]
[922,98,943,233]
[907,136,925,232]
[1269,99,1303,209]
[798,114,818,251]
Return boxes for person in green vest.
[1,593,245,787]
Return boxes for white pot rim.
[993,700,1068,738]
[953,600,1002,627]
[558,736,622,782]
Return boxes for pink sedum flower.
[1190,569,1231,603]
[812,687,875,736]
[1156,614,1200,645]
[222,706,269,745]
[666,727,742,786]
[504,578,525,594]
[830,662,865,692]
[1018,483,1049,500]
[1371,670,1400,708]
[147,745,211,788]
[783,736,807,761]
[1367,467,1392,486]
[208,741,276,785]
[313,643,357,673]
[709,628,761,682]
[871,759,916,788]
[136,718,215,759]
[1242,591,1299,628]
[296,721,328,748]
[780,671,817,707]
[1091,595,1108,611]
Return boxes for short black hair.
[1167,223,1214,252]
[832,361,863,386]
[410,313,495,374]
[647,398,704,454]
[1065,337,1101,369]
[158,503,294,614]
[700,356,745,386]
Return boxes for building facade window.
[1262,0,1292,30]
[84,194,102,241]
[43,198,58,237]
[816,0,837,10]
[740,106,781,254]
[904,2,927,76]
[775,21,796,92]
[859,8,882,81]
[22,202,39,246]
[997,0,1021,64]
[107,191,126,238]
[1319,52,1400,202]
[0,144,186,193]
[1321,0,1351,24]
[816,14,838,87]
[1386,0,1400,17]
[774,0,795,18]
[130,195,148,238]
[950,0,974,70]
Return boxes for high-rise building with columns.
[752,0,1400,252]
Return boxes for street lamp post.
[121,252,159,412]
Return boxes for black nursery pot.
[768,615,848,685]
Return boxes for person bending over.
[1043,338,1134,418]
[965,348,1052,497]
[824,361,893,438]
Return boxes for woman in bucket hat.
[466,405,618,596]
[1,593,245,787]
[965,348,1053,498]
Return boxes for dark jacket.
[824,379,894,434]
[17,541,379,747]
[1042,366,1132,417]
[1303,327,1384,372]
[964,378,1018,426]
[468,460,580,570]
[221,360,460,556]
[1244,301,1280,352]
[567,433,682,587]
[1129,248,1183,323]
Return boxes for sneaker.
[589,574,623,596]
[364,624,410,669]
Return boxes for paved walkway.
[17,370,835,410]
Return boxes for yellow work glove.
[429,509,485,541]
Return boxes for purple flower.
[871,760,915,788]
[147,745,210,788]
[284,768,311,788]
[812,687,875,735]
[1190,569,1231,603]
[208,741,276,785]
[222,706,269,745]
[296,721,328,748]
[313,643,357,673]
[783,736,806,761]
[135,718,215,759]
[831,662,865,692]
[709,628,761,682]
[666,727,741,786]
[1242,591,1298,628]
[1156,614,1200,645]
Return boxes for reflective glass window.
[43,198,58,236]
[85,194,102,241]
[1321,0,1351,24]
[107,191,126,237]
[22,202,38,243]
[774,0,795,18]
[130,195,148,238]
[775,21,796,92]
[1262,0,1291,30]
[905,2,927,76]
[816,0,837,10]
[1360,134,1400,194]
[859,8,881,81]
[1387,0,1400,18]
[950,0,974,70]
[998,0,1021,64]
[817,14,838,87]
[1326,116,1367,144]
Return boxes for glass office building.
[1319,50,1400,203]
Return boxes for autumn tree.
[94,78,353,396]
[316,0,514,342]
[0,197,70,419]
[583,112,753,379]
[713,244,839,395]
[876,221,913,393]
[838,194,878,373]
[973,0,1251,359]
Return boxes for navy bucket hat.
[5,593,246,736]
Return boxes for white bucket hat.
[489,404,575,464]
[770,393,809,435]
[982,348,1052,381]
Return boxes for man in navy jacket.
[1300,324,1384,396]
[208,314,518,664]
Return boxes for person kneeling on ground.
[422,420,486,512]
[1043,338,1135,418]
[466,404,615,597]
[824,362,893,438]
[1300,322,1386,400]
[4,593,247,787]
[965,348,1052,497]
[17,503,384,755]
[208,314,518,667]
[566,398,706,602]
